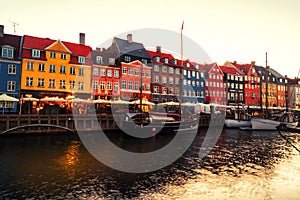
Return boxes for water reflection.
[0,129,299,199]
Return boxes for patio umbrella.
[40,96,67,102]
[92,99,110,104]
[132,99,155,106]
[23,97,39,101]
[0,93,19,114]
[158,101,180,106]
[69,98,90,103]
[111,99,134,105]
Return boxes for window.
[146,84,150,91]
[128,81,133,90]
[38,78,44,87]
[122,80,126,89]
[169,67,174,74]
[192,71,195,77]
[135,69,139,76]
[93,68,99,76]
[142,59,147,64]
[32,49,40,58]
[155,57,160,62]
[175,78,179,85]
[122,67,127,74]
[169,77,174,84]
[100,68,106,76]
[175,68,180,74]
[114,70,119,78]
[49,79,55,88]
[162,66,167,73]
[78,56,85,64]
[154,65,159,72]
[78,82,84,90]
[164,58,168,64]
[169,87,174,94]
[50,52,56,58]
[60,66,66,74]
[186,63,190,67]
[107,82,112,90]
[38,63,45,72]
[154,86,159,93]
[107,69,112,77]
[2,47,13,58]
[7,81,16,91]
[96,56,103,64]
[92,81,98,90]
[124,56,131,62]
[162,87,167,94]
[49,64,56,73]
[100,82,105,90]
[59,80,66,89]
[162,76,167,84]
[61,53,66,60]
[154,75,159,83]
[183,70,187,76]
[26,62,34,70]
[8,64,16,74]
[70,67,76,75]
[109,58,115,65]
[69,81,75,89]
[128,68,133,75]
[114,82,119,91]
[134,82,139,90]
[26,77,33,86]
[79,68,84,76]
[146,70,151,78]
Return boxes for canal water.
[0,129,300,199]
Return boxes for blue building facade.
[0,25,22,113]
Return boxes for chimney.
[266,66,270,70]
[156,46,161,53]
[79,33,85,45]
[96,47,101,51]
[251,61,256,65]
[0,25,4,38]
[233,60,237,64]
[127,34,132,43]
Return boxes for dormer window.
[155,56,160,62]
[109,58,115,65]
[96,56,103,64]
[186,62,190,67]
[173,60,177,65]
[142,59,147,64]
[195,64,199,69]
[164,58,168,64]
[32,49,40,58]
[1,46,14,58]
[78,56,85,64]
[124,56,131,62]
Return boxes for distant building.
[220,63,244,105]
[287,77,300,110]
[91,49,120,100]
[0,25,22,113]
[147,47,181,103]
[199,63,226,105]
[20,34,92,99]
[229,61,260,107]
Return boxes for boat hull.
[224,119,251,128]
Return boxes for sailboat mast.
[265,52,269,117]
[179,21,184,110]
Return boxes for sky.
[1,0,300,78]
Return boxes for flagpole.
[179,21,184,113]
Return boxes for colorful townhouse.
[0,25,22,113]
[220,63,245,105]
[91,49,120,100]
[287,78,300,110]
[120,60,152,100]
[229,61,260,107]
[182,60,205,103]
[199,63,226,105]
[147,47,181,103]
[254,65,278,108]
[269,68,287,108]
[20,34,92,99]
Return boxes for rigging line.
[277,130,300,153]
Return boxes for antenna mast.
[9,20,19,34]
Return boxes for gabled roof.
[91,49,118,66]
[45,40,71,53]
[0,34,22,60]
[147,49,175,65]
[230,62,253,74]
[199,63,224,75]
[23,35,91,56]
[112,37,150,59]
[219,65,244,76]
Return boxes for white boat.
[224,119,251,128]
[251,114,298,131]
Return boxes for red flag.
[181,21,184,30]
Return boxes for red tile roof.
[219,65,244,75]
[147,50,175,64]
[232,63,253,74]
